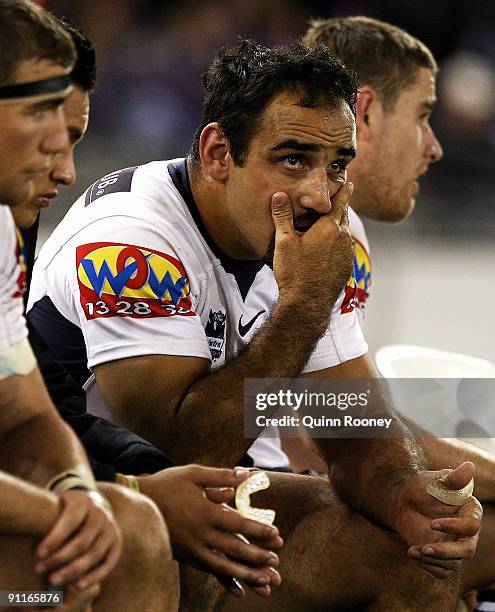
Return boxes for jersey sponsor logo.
[76,242,194,319]
[238,310,265,337]
[84,166,138,206]
[205,310,226,360]
[13,229,27,298]
[341,237,371,315]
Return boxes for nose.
[50,149,76,186]
[425,124,443,163]
[41,106,69,155]
[297,168,333,215]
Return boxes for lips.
[34,191,57,208]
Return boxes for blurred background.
[38,0,495,362]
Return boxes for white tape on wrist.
[0,338,36,380]
[235,471,276,525]
[427,478,475,506]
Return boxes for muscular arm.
[96,294,328,467]
[95,187,354,467]
[0,367,95,487]
[308,353,428,529]
[0,470,59,538]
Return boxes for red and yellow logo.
[341,237,372,314]
[76,242,194,319]
[13,229,27,299]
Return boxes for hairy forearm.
[402,416,495,501]
[176,297,329,466]
[0,369,94,485]
[0,471,60,538]
[324,433,428,529]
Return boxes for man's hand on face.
[271,181,354,310]
[34,490,123,591]
[137,465,283,598]
[391,462,482,579]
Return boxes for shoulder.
[82,159,185,209]
[348,207,367,245]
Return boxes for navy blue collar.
[168,159,265,300]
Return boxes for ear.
[355,86,384,142]
[199,123,230,181]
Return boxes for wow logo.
[76,242,194,319]
[341,237,371,315]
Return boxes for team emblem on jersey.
[76,242,194,319]
[13,229,27,298]
[341,237,372,315]
[205,310,226,360]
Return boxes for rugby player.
[0,3,177,609]
[14,20,284,600]
[29,39,482,610]
[302,15,495,601]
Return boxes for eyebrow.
[271,139,356,158]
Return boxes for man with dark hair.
[30,38,481,610]
[13,22,285,603]
[302,15,495,604]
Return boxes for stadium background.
[38,0,495,362]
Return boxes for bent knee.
[98,482,172,562]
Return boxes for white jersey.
[0,205,27,351]
[29,159,368,468]
[348,207,371,329]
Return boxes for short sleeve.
[45,214,211,369]
[302,287,368,373]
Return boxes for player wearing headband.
[0,3,179,610]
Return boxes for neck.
[188,160,260,261]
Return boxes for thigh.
[462,501,495,593]
[180,473,458,611]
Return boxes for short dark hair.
[0,0,75,86]
[190,39,358,166]
[60,20,97,92]
[304,17,437,111]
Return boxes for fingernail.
[38,547,48,559]
[410,550,420,559]
[266,553,279,567]
[431,521,441,530]
[257,576,269,585]
[234,468,248,478]
[265,567,281,582]
[51,575,62,586]
[424,547,434,555]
